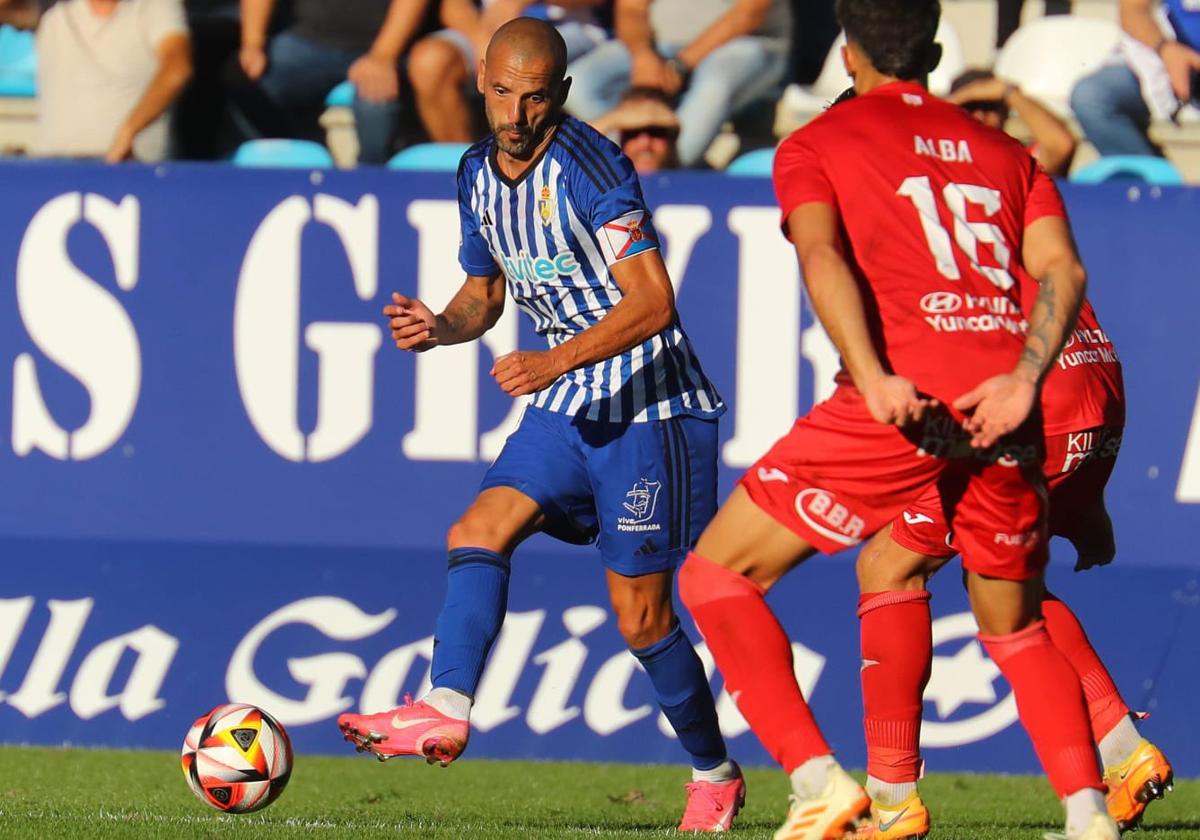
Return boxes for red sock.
[678,552,831,772]
[980,621,1104,797]
[1042,596,1131,742]
[858,590,932,784]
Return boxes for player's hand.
[348,53,399,102]
[953,373,1037,449]
[1160,40,1200,102]
[383,291,438,352]
[491,350,563,397]
[862,375,936,427]
[240,44,268,81]
[631,50,670,91]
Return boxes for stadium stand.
[231,138,335,168]
[993,15,1120,118]
[724,147,775,177]
[0,24,35,153]
[1070,153,1185,184]
[386,142,472,171]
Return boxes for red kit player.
[853,290,1172,837]
[677,1,1120,839]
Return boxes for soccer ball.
[180,703,293,813]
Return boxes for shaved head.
[479,17,572,161]
[485,17,569,82]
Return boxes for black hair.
[835,0,941,81]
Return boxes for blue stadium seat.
[1070,155,1184,186]
[325,80,355,108]
[232,139,335,169]
[387,142,472,172]
[724,147,775,177]
[0,25,36,98]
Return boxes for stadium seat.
[1070,155,1184,185]
[232,139,335,169]
[387,142,472,172]
[725,147,775,177]
[994,16,1121,119]
[780,17,966,119]
[0,25,36,98]
[325,80,355,109]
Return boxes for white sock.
[692,759,740,783]
[1098,715,1142,768]
[866,775,917,807]
[790,754,837,799]
[1064,788,1106,837]
[422,687,472,720]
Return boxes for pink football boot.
[678,763,747,833]
[337,695,469,766]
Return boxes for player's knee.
[447,514,506,553]
[612,592,674,649]
[408,38,466,94]
[856,531,935,593]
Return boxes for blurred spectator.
[565,0,791,167]
[235,0,440,164]
[405,1,607,144]
[1071,0,1200,157]
[591,86,679,172]
[0,0,40,29]
[949,69,1076,176]
[172,0,240,159]
[34,0,192,162]
[787,0,838,85]
[997,0,1070,49]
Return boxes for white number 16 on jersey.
[897,175,1015,291]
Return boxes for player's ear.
[840,43,855,78]
[557,75,573,108]
[476,58,486,96]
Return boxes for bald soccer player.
[337,19,746,833]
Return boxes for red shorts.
[740,387,1049,581]
[891,425,1123,559]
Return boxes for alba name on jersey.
[774,81,1066,409]
[457,116,723,424]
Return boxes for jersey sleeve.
[564,127,661,266]
[457,156,497,277]
[773,132,835,236]
[1024,165,1067,227]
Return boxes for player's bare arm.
[383,271,505,352]
[787,201,933,427]
[491,248,675,397]
[955,215,1086,448]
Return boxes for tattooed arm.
[383,271,506,351]
[953,215,1086,447]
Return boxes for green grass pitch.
[0,747,1193,839]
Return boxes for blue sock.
[430,547,511,696]
[632,622,728,770]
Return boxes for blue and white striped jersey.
[457,116,724,423]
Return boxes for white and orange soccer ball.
[180,703,293,813]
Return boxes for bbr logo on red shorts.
[794,488,866,546]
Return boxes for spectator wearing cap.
[948,68,1076,177]
[564,0,791,167]
[1070,0,1200,158]
[592,86,679,172]
[34,0,193,162]
[235,0,440,163]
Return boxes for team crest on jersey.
[538,185,555,226]
[599,211,657,264]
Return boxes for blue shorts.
[481,407,719,576]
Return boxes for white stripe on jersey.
[462,135,722,422]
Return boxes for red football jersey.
[774,81,1065,407]
[1040,298,1124,434]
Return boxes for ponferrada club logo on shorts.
[793,488,866,546]
[618,479,662,532]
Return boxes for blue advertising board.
[0,162,1196,775]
